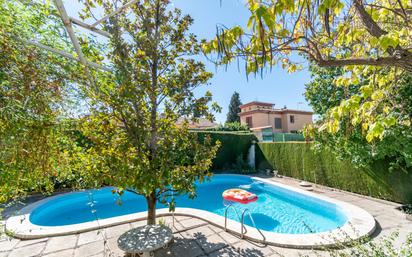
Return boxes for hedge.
[256,142,412,204]
[195,131,257,170]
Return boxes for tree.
[0,0,94,202]
[305,64,412,170]
[226,92,242,123]
[305,66,360,117]
[79,0,219,225]
[203,0,412,72]
[203,0,412,145]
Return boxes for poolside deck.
[1,175,411,257]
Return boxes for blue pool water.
[30,175,347,234]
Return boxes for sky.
[66,0,313,124]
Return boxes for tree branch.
[353,0,387,38]
[316,56,412,72]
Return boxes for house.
[238,101,313,133]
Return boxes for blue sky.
[66,0,312,123]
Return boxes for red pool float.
[222,188,258,204]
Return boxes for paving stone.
[269,246,323,257]
[0,238,19,252]
[218,231,241,244]
[104,237,126,257]
[74,240,104,257]
[15,237,48,248]
[208,225,224,234]
[43,235,77,254]
[174,216,192,222]
[104,223,131,239]
[355,199,389,213]
[77,230,105,246]
[169,221,185,233]
[88,253,105,257]
[156,217,185,233]
[184,225,216,239]
[42,249,74,257]
[129,220,146,228]
[195,233,227,254]
[154,247,174,257]
[207,246,240,257]
[233,240,273,257]
[169,239,203,257]
[8,242,46,257]
[178,218,207,229]
[375,215,405,229]
[0,252,10,257]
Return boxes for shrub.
[256,142,412,203]
[195,131,256,170]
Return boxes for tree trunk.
[146,193,157,225]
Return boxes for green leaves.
[307,63,412,170]
[0,0,94,203]
[379,34,399,50]
[78,0,219,224]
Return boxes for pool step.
[224,204,266,244]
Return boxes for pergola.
[25,0,138,79]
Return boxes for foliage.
[196,131,256,170]
[226,91,242,123]
[399,204,412,215]
[317,231,412,257]
[305,66,360,117]
[203,0,412,148]
[0,0,95,203]
[234,154,254,173]
[79,0,219,224]
[305,65,412,170]
[202,122,250,132]
[256,142,412,203]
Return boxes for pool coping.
[5,175,376,249]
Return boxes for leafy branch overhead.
[204,0,412,72]
[203,0,412,143]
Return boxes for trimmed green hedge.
[256,142,412,203]
[195,131,257,170]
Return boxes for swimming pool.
[6,175,376,247]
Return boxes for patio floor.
[1,175,411,257]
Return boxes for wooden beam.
[53,0,100,84]
[54,0,88,68]
[90,0,138,28]
[70,17,111,38]
[21,39,111,72]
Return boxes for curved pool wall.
[6,175,376,248]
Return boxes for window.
[290,115,295,123]
[246,116,253,128]
[274,118,282,129]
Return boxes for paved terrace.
[1,175,411,257]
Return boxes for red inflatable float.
[222,188,258,204]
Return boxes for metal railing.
[224,203,266,243]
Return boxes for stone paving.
[1,175,411,257]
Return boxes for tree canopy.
[226,91,242,123]
[79,0,219,224]
[0,0,96,202]
[306,64,412,170]
[203,0,412,145]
